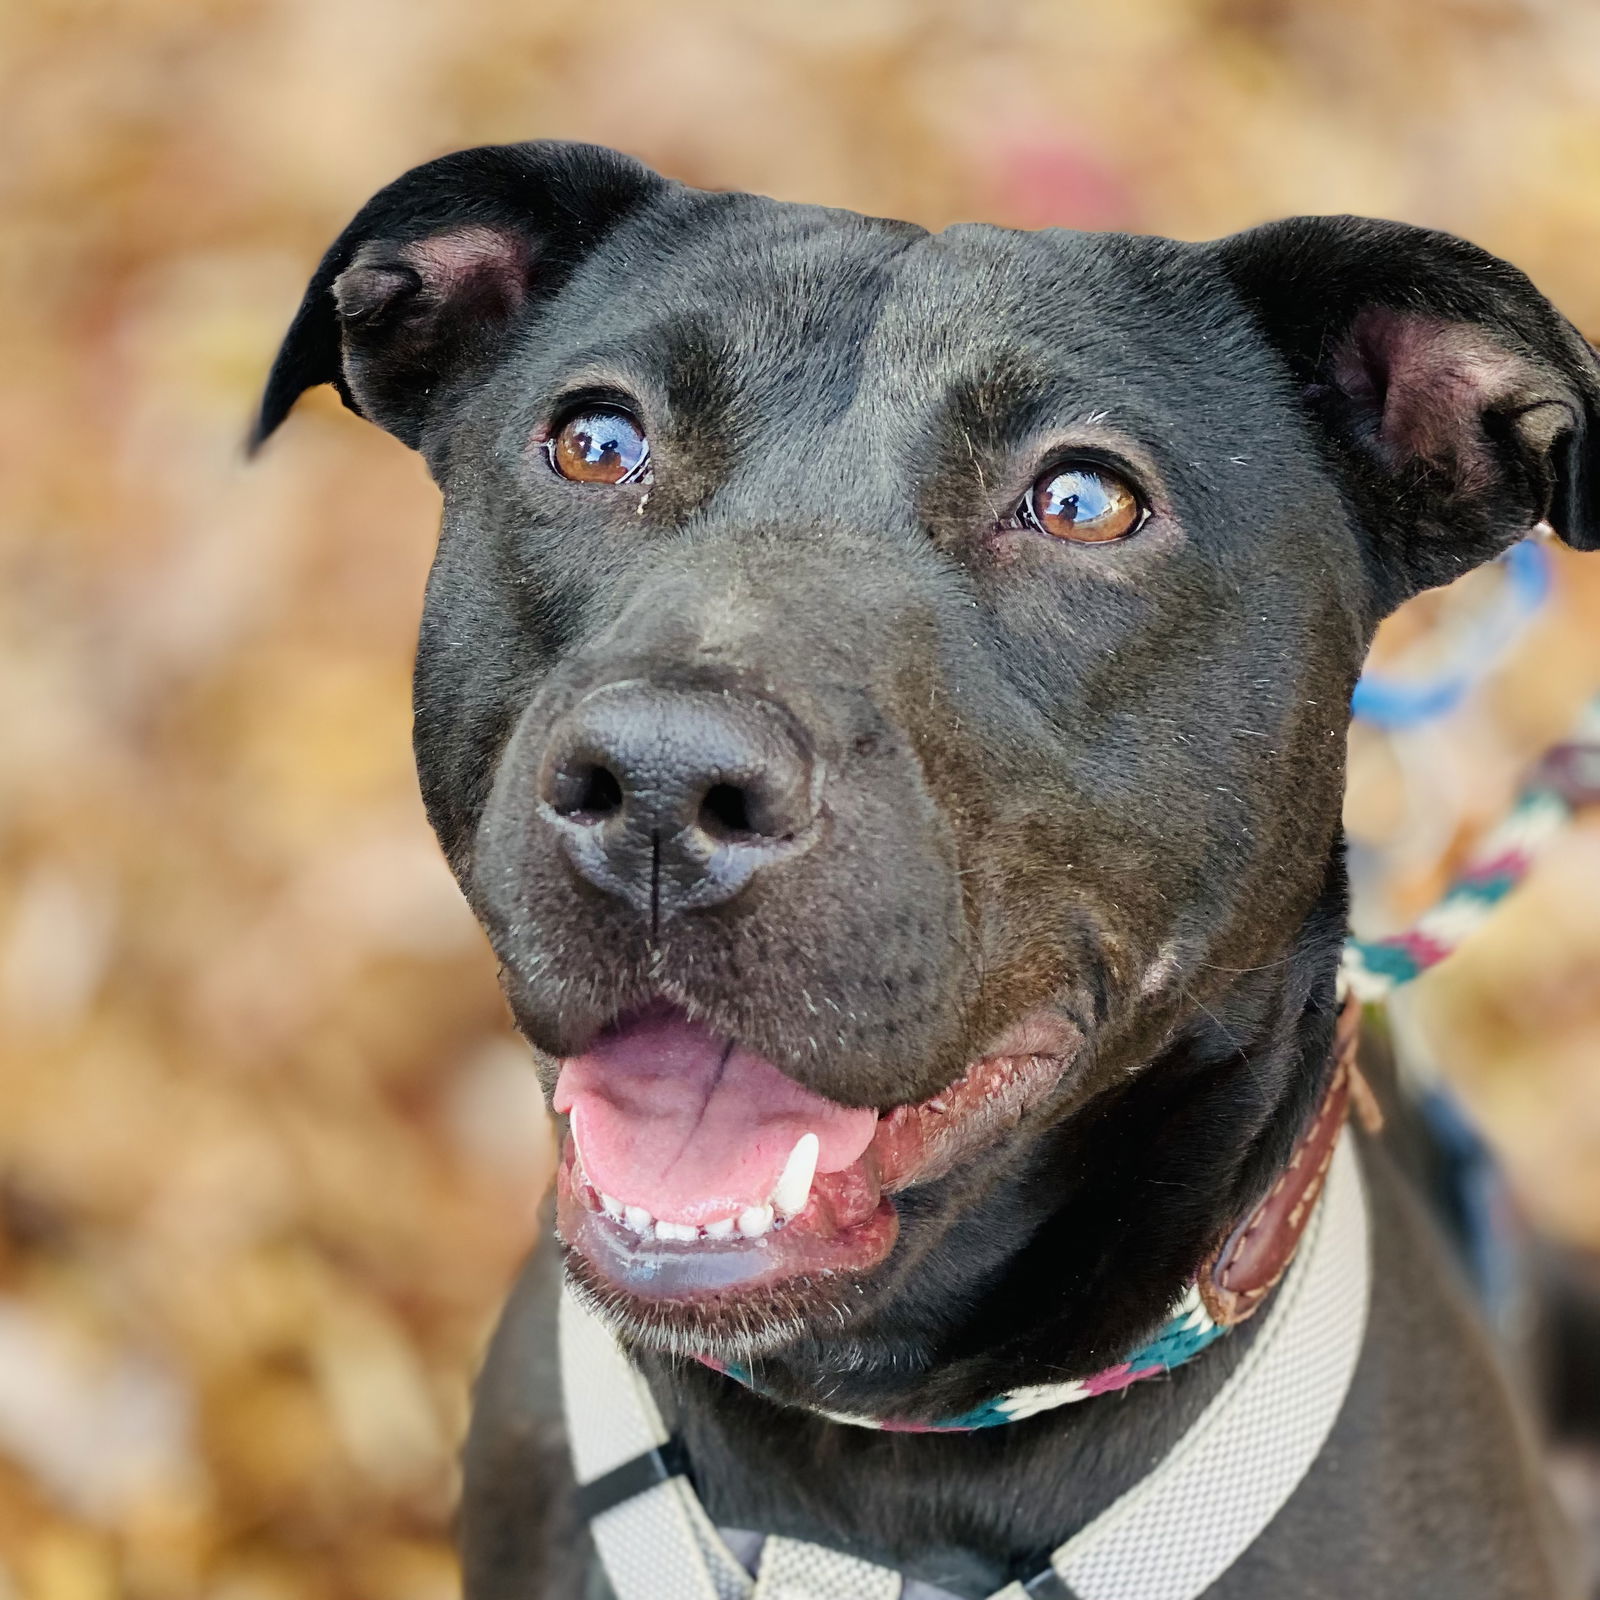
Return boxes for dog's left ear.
[1215,215,1600,608]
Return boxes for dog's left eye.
[546,407,652,485]
[1019,464,1144,543]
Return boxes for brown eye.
[1023,464,1143,543]
[547,407,651,485]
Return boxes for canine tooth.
[703,1217,736,1239]
[624,1205,654,1236]
[737,1203,774,1239]
[655,1220,699,1243]
[600,1194,624,1221]
[771,1132,820,1217]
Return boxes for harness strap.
[1038,1130,1369,1600]
[560,1126,1369,1600]
[558,1288,753,1600]
[750,1536,903,1599]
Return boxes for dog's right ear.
[251,142,666,453]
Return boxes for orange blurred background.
[3,2,1600,1596]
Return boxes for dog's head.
[258,142,1599,1361]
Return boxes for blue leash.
[1351,537,1552,730]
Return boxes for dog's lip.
[872,1019,1079,1191]
[553,1004,1081,1312]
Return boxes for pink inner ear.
[401,225,530,306]
[1333,306,1527,477]
[336,225,532,328]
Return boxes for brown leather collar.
[1199,997,1379,1328]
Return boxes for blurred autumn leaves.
[2,0,1600,1595]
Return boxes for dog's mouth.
[553,1000,1078,1336]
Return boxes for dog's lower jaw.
[683,961,1345,1426]
[552,1020,1081,1361]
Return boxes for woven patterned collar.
[701,1279,1228,1431]
[699,999,1371,1433]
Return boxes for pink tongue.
[553,1005,879,1226]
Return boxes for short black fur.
[256,143,1600,1598]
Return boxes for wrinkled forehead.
[529,191,1274,464]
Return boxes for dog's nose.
[537,684,817,921]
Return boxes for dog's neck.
[689,878,1349,1424]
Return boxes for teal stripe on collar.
[701,1281,1228,1432]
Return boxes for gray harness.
[560,1129,1370,1600]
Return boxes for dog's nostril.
[698,778,805,844]
[698,782,756,841]
[549,762,624,824]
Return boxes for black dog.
[256,141,1600,1598]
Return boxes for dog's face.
[260,143,1599,1358]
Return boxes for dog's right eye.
[546,408,652,485]
[1019,463,1144,544]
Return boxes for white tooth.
[703,1217,736,1239]
[655,1220,698,1242]
[737,1203,774,1239]
[770,1132,820,1218]
[624,1205,654,1236]
[600,1194,624,1221]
